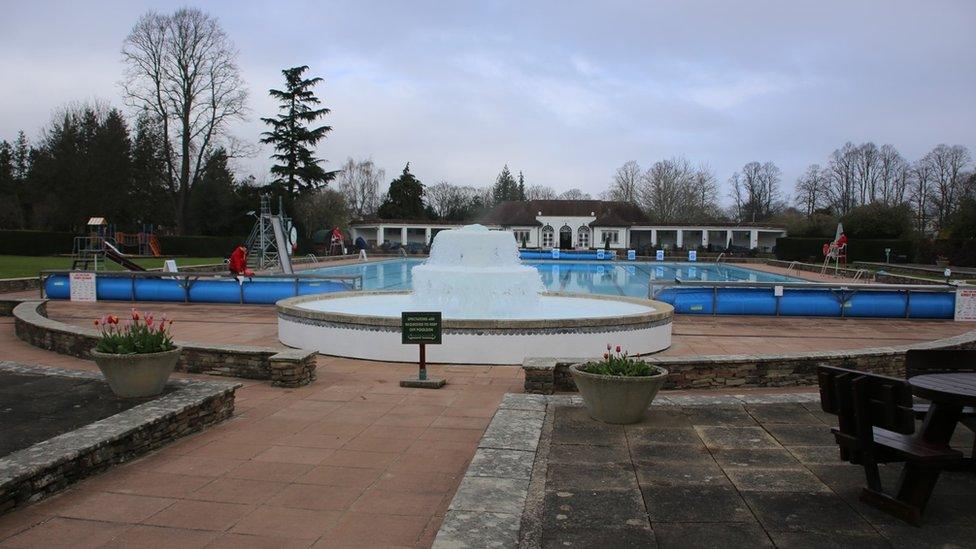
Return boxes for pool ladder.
[716,253,725,263]
[786,261,798,275]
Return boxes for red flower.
[606,343,611,351]
[603,352,609,359]
[131,309,140,321]
[616,345,621,353]
[146,317,154,328]
[107,315,119,325]
[93,319,100,326]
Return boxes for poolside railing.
[39,269,364,305]
[647,279,958,319]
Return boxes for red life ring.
[822,243,830,256]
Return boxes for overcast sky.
[2,1,974,204]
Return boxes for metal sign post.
[400,312,446,388]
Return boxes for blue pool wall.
[653,287,955,319]
[44,273,956,319]
[43,274,349,305]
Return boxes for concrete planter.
[569,362,669,424]
[91,347,180,398]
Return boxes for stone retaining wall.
[523,329,976,394]
[0,277,40,294]
[0,362,239,515]
[12,300,317,387]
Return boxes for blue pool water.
[301,259,800,298]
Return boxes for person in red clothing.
[834,232,848,264]
[228,245,254,277]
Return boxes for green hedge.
[915,239,976,267]
[0,230,243,258]
[0,230,77,256]
[775,237,914,263]
[157,235,243,257]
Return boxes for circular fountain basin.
[277,291,674,365]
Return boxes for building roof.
[478,200,651,227]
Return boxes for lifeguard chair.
[821,241,847,274]
[329,227,345,256]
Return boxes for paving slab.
[654,522,775,549]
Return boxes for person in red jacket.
[228,245,254,277]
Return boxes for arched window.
[577,226,590,249]
[559,225,573,249]
[541,225,554,248]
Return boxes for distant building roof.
[478,200,650,227]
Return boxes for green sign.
[401,312,442,345]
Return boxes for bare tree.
[825,142,859,215]
[525,184,557,200]
[336,157,383,218]
[557,188,592,200]
[854,142,881,204]
[727,161,783,222]
[908,160,935,233]
[794,164,828,216]
[639,157,693,222]
[122,7,248,234]
[606,160,641,203]
[877,144,908,206]
[922,144,972,230]
[688,164,720,221]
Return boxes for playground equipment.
[244,196,296,274]
[72,218,158,271]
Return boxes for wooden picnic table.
[891,373,976,519]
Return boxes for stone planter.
[91,347,180,398]
[569,362,668,424]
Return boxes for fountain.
[277,224,673,364]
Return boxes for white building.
[349,200,787,252]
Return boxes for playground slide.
[103,241,146,271]
[270,216,294,274]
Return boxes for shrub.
[840,203,913,239]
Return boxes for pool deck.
[35,300,975,358]
[1,266,973,547]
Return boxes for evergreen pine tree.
[518,171,526,201]
[492,165,518,204]
[130,112,173,227]
[189,148,245,235]
[377,163,427,220]
[0,141,19,228]
[261,65,333,197]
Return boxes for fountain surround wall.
[277,224,673,364]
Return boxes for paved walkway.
[40,301,975,358]
[523,401,976,548]
[0,318,521,548]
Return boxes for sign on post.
[551,249,560,260]
[401,312,442,345]
[596,249,605,260]
[627,249,636,261]
[69,272,97,302]
[688,250,697,262]
[400,312,446,388]
[656,250,665,261]
[955,288,976,322]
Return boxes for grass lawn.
[0,256,224,279]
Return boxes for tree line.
[2,6,973,247]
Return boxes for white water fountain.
[277,224,673,364]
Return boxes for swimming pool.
[300,259,800,298]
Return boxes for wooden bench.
[818,365,962,524]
